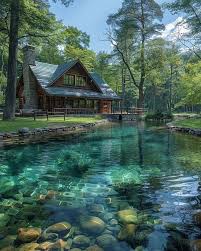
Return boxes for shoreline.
[0,119,110,148]
[167,122,201,137]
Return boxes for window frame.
[76,75,87,87]
[64,74,75,86]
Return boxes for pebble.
[73,235,90,248]
[85,245,104,251]
[80,216,105,235]
[96,234,117,249]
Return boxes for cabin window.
[73,99,79,108]
[86,100,94,108]
[76,76,86,87]
[64,74,75,86]
[79,99,86,108]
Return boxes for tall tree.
[107,0,164,108]
[166,0,201,59]
[0,0,73,120]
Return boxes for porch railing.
[53,108,97,115]
[112,107,147,115]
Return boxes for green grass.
[174,118,201,129]
[0,116,103,132]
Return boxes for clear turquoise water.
[0,122,201,250]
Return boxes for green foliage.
[57,149,94,176]
[111,165,143,187]
[176,62,201,106]
[145,112,173,120]
[0,71,6,105]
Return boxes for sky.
[50,0,180,53]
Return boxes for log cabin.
[17,45,120,114]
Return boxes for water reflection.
[0,122,201,250]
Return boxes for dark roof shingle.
[30,61,120,100]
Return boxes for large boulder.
[17,228,41,243]
[80,216,105,235]
[117,209,138,224]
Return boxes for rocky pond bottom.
[0,122,201,251]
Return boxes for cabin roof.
[30,60,120,100]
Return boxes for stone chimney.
[22,45,38,110]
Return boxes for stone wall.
[0,120,109,148]
[167,123,201,137]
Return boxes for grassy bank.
[174,118,201,129]
[0,116,103,133]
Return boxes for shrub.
[145,112,173,121]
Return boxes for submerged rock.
[96,234,117,249]
[0,177,15,194]
[85,245,104,251]
[89,204,105,214]
[73,235,90,248]
[80,216,105,235]
[17,243,39,251]
[45,239,67,250]
[17,227,41,243]
[118,224,137,242]
[0,213,10,228]
[45,221,71,236]
[117,209,138,224]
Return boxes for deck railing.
[53,108,97,115]
[112,107,147,115]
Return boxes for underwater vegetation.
[56,149,95,177]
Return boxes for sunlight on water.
[0,122,201,250]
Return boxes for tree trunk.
[3,0,20,120]
[138,85,144,109]
[138,0,145,109]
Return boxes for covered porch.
[38,95,113,114]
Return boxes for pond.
[0,122,201,251]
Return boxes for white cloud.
[161,17,190,42]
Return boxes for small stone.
[90,204,105,214]
[85,245,104,251]
[96,234,117,249]
[117,209,138,224]
[45,221,71,236]
[118,224,137,242]
[18,128,30,134]
[80,216,105,235]
[73,235,90,248]
[18,243,39,251]
[17,227,41,243]
[37,242,53,250]
[110,219,118,226]
[44,239,67,250]
[45,190,58,200]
